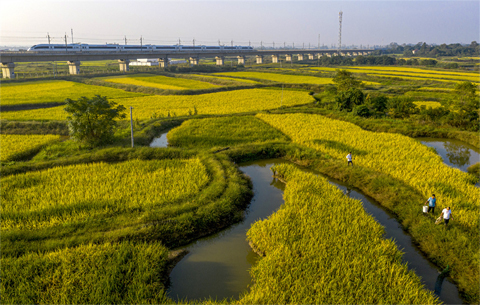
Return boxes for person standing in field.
[346,152,353,166]
[440,207,452,226]
[425,194,436,214]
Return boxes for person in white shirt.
[346,152,353,166]
[440,207,452,226]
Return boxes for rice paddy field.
[240,163,439,304]
[215,71,334,84]
[1,63,479,303]
[1,88,314,120]
[0,134,62,161]
[1,80,145,106]
[97,74,219,90]
[310,66,480,83]
[167,116,289,149]
[255,112,479,301]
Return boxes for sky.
[1,0,479,48]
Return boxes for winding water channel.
[150,135,475,304]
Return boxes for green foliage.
[365,94,389,117]
[64,95,127,146]
[334,88,365,112]
[332,69,362,91]
[446,82,479,131]
[387,96,418,118]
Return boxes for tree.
[332,69,362,91]
[335,88,365,112]
[64,95,126,146]
[387,96,417,118]
[448,81,479,131]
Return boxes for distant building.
[130,58,159,66]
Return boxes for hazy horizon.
[1,0,479,48]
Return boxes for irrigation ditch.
[149,133,477,303]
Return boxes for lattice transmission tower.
[338,11,343,53]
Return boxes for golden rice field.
[215,72,333,85]
[0,134,62,162]
[1,89,314,120]
[310,66,480,83]
[256,113,479,232]
[1,158,209,230]
[413,101,442,109]
[240,163,439,304]
[190,74,261,84]
[0,80,145,106]
[98,74,219,90]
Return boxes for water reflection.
[418,138,480,172]
[444,141,471,167]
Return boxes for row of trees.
[381,41,479,57]
[316,55,455,68]
[315,70,479,131]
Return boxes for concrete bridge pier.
[237,56,245,65]
[118,60,129,72]
[68,61,81,74]
[189,57,199,65]
[1,63,15,79]
[215,56,224,66]
[285,54,293,62]
[271,55,279,63]
[352,52,358,56]
[158,58,168,68]
[297,54,304,61]
[256,55,263,64]
[307,54,314,60]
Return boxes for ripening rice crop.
[168,116,289,148]
[1,241,170,304]
[0,134,62,161]
[240,163,439,304]
[1,89,314,121]
[1,158,209,230]
[0,80,145,106]
[256,113,479,232]
[215,72,333,85]
[191,74,261,84]
[414,101,442,109]
[311,66,480,83]
[99,74,219,90]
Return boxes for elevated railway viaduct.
[0,48,373,78]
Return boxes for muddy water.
[417,137,480,173]
[167,159,463,304]
[168,160,285,301]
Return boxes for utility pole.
[47,33,51,44]
[140,36,143,49]
[71,29,74,44]
[130,107,134,148]
[193,38,195,48]
[261,41,263,49]
[124,36,127,45]
[64,33,68,51]
[318,34,320,49]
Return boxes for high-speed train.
[27,44,254,52]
